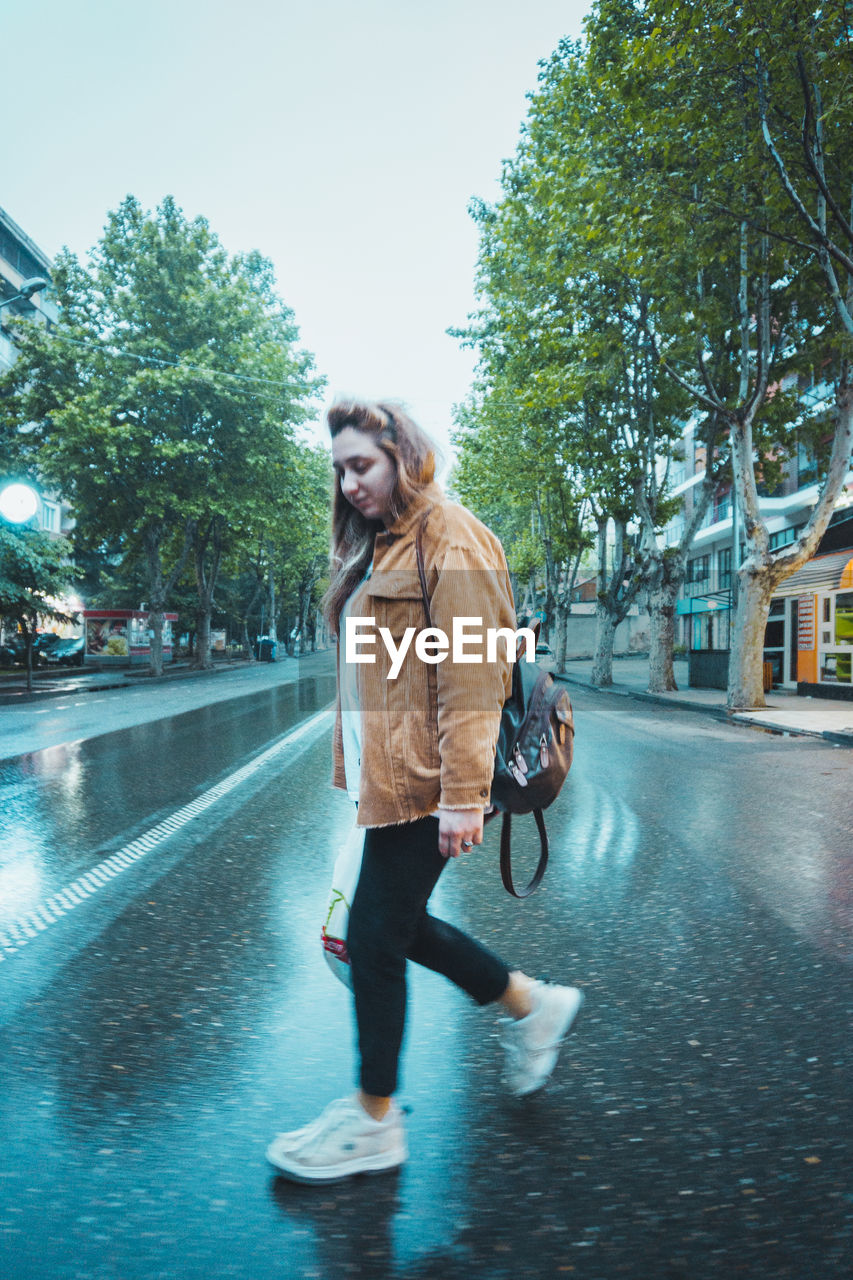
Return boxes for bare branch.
[756,50,853,276]
[797,51,853,245]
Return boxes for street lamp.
[0,277,49,311]
[0,482,40,523]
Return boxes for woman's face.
[332,426,397,524]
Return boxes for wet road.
[0,676,851,1279]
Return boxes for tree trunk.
[191,517,224,672]
[266,551,278,643]
[194,608,213,671]
[553,599,569,674]
[148,605,165,678]
[647,575,680,692]
[144,531,166,678]
[24,620,34,694]
[592,607,617,686]
[592,516,617,686]
[727,564,775,710]
[143,519,193,677]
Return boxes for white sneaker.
[266,1095,408,1184]
[500,981,584,1096]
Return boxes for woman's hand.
[437,807,484,859]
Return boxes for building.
[0,202,71,541]
[666,381,853,698]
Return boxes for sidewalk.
[557,656,853,747]
[0,660,244,705]
[0,648,333,707]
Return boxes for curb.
[0,659,257,706]
[555,672,853,748]
[0,652,334,707]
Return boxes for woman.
[266,399,583,1184]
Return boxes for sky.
[2,0,591,465]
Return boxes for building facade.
[0,203,71,541]
[666,386,853,698]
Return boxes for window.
[713,495,732,524]
[818,592,853,685]
[719,548,732,590]
[769,524,804,551]
[836,592,853,646]
[687,555,710,584]
[41,501,59,533]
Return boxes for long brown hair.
[323,399,437,633]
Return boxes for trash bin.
[763,660,773,691]
[258,637,277,662]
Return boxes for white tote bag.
[321,820,365,989]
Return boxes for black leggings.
[346,815,511,1097]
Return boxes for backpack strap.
[414,513,432,626]
[418,510,549,900]
[498,809,549,898]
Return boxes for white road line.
[0,704,333,964]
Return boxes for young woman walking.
[266,399,583,1184]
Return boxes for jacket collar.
[382,481,444,540]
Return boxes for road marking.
[0,704,334,963]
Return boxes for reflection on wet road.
[0,682,850,1279]
[0,672,337,926]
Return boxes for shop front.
[774,550,853,699]
[82,610,178,665]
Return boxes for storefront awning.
[774,550,853,597]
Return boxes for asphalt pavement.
[0,657,850,1279]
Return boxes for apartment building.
[666,385,853,699]
[0,203,71,540]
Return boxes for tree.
[457,38,696,687]
[451,383,593,672]
[604,0,853,707]
[1,197,323,675]
[0,525,78,692]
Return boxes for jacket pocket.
[366,571,427,640]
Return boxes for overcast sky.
[3,0,590,462]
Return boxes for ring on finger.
[460,839,473,851]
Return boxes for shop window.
[836,592,853,646]
[821,654,852,683]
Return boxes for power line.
[43,327,318,396]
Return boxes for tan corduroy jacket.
[332,482,516,828]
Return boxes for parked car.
[45,636,85,667]
[0,634,62,665]
[0,639,20,666]
[35,633,63,662]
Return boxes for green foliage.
[0,525,78,627]
[0,196,325,648]
[455,0,852,616]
